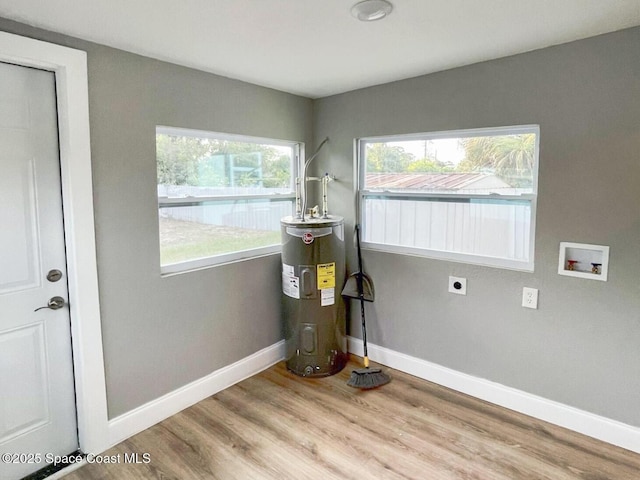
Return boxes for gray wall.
[0,18,313,418]
[3,15,639,429]
[313,27,640,427]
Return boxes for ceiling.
[0,1,639,98]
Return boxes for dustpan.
[341,272,375,302]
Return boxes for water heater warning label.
[321,288,335,306]
[317,262,335,289]
[282,263,299,299]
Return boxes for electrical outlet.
[448,276,467,295]
[522,287,538,309]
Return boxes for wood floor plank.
[374,366,640,479]
[248,367,513,479]
[63,359,640,480]
[222,377,445,479]
[257,363,575,480]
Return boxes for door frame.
[0,32,109,454]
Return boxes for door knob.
[34,296,66,312]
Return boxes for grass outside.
[159,217,280,265]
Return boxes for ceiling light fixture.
[351,0,393,22]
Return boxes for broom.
[347,225,390,389]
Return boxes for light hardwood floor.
[63,358,640,479]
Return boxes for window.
[358,126,539,271]
[156,126,300,274]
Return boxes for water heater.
[281,215,347,377]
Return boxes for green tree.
[406,158,455,173]
[263,154,292,188]
[366,143,415,172]
[156,135,292,189]
[156,134,211,186]
[458,134,535,186]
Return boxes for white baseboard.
[108,340,285,448]
[106,336,640,455]
[348,336,640,454]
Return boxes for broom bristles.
[347,367,391,389]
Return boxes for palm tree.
[494,134,536,183]
[459,134,535,187]
[458,136,500,172]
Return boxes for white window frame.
[357,125,539,271]
[157,126,302,275]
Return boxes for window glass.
[156,127,299,273]
[359,126,538,270]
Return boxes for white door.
[0,62,78,479]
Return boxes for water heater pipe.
[300,137,329,222]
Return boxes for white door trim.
[0,32,109,454]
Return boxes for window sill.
[160,245,281,277]
[361,241,534,272]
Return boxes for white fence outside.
[158,185,294,232]
[363,197,531,262]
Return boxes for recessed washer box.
[558,242,609,281]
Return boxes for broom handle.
[360,295,369,367]
[355,224,369,367]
